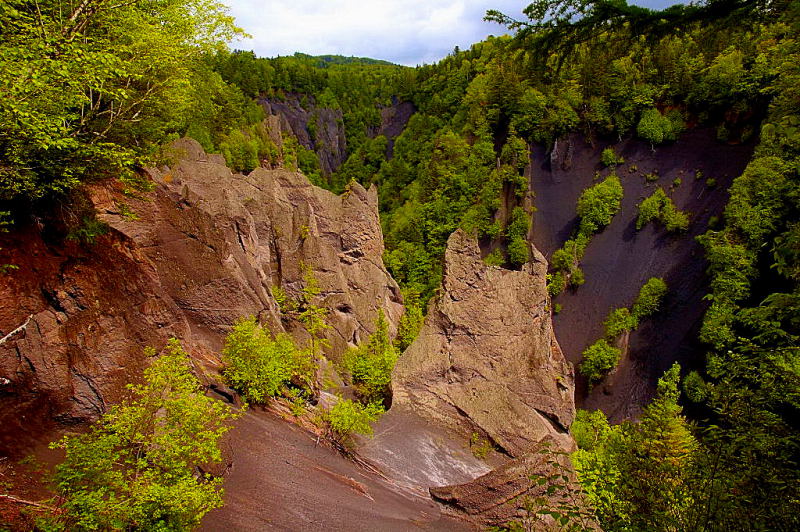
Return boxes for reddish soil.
[200,409,472,531]
[530,129,754,420]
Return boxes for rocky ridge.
[0,138,402,452]
[392,229,575,457]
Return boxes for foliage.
[506,206,531,267]
[298,265,331,356]
[579,339,621,384]
[342,310,399,404]
[637,108,680,145]
[576,174,623,235]
[395,289,424,351]
[631,277,668,320]
[222,317,313,404]
[46,339,235,531]
[600,147,624,167]
[326,399,383,441]
[602,307,638,338]
[580,277,667,381]
[504,443,596,532]
[572,364,696,531]
[0,0,242,204]
[548,175,620,296]
[636,187,690,232]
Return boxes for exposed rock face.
[368,100,416,159]
[392,229,575,458]
[530,129,754,419]
[430,437,578,528]
[122,138,404,358]
[261,95,416,174]
[260,95,348,176]
[0,138,402,453]
[0,227,192,453]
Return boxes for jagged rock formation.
[430,436,580,528]
[260,95,416,175]
[260,95,348,176]
[0,138,402,453]
[392,229,575,457]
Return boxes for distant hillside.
[292,52,396,67]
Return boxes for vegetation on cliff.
[42,340,236,530]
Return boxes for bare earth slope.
[530,128,754,419]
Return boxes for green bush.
[342,310,398,404]
[47,339,236,531]
[222,316,313,404]
[483,249,505,266]
[506,207,531,267]
[636,189,665,229]
[576,174,624,235]
[395,289,425,351]
[601,147,625,167]
[580,339,622,383]
[631,277,668,320]
[662,200,690,232]
[637,108,680,145]
[603,307,639,338]
[636,188,689,232]
[327,399,383,440]
[548,271,567,297]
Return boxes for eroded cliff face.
[260,95,416,175]
[392,229,575,458]
[0,138,402,453]
[260,96,348,176]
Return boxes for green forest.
[1,0,799,530]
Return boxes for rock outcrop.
[0,138,402,453]
[429,436,578,527]
[392,229,575,457]
[260,95,416,175]
[260,95,348,176]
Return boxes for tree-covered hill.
[1,0,798,528]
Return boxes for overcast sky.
[225,1,684,66]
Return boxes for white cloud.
[225,0,521,66]
[224,1,685,66]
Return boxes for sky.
[225,1,684,66]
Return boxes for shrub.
[342,310,398,404]
[603,307,639,338]
[222,316,313,404]
[576,174,623,235]
[396,289,424,351]
[636,188,689,232]
[637,108,679,146]
[580,339,622,383]
[506,207,531,267]
[327,399,383,440]
[507,237,530,267]
[47,339,235,531]
[631,277,668,320]
[636,189,665,229]
[662,200,690,232]
[483,249,505,266]
[548,271,567,297]
[601,147,625,167]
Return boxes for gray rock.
[392,229,575,457]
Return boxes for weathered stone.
[430,437,594,529]
[0,138,402,450]
[392,229,575,457]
